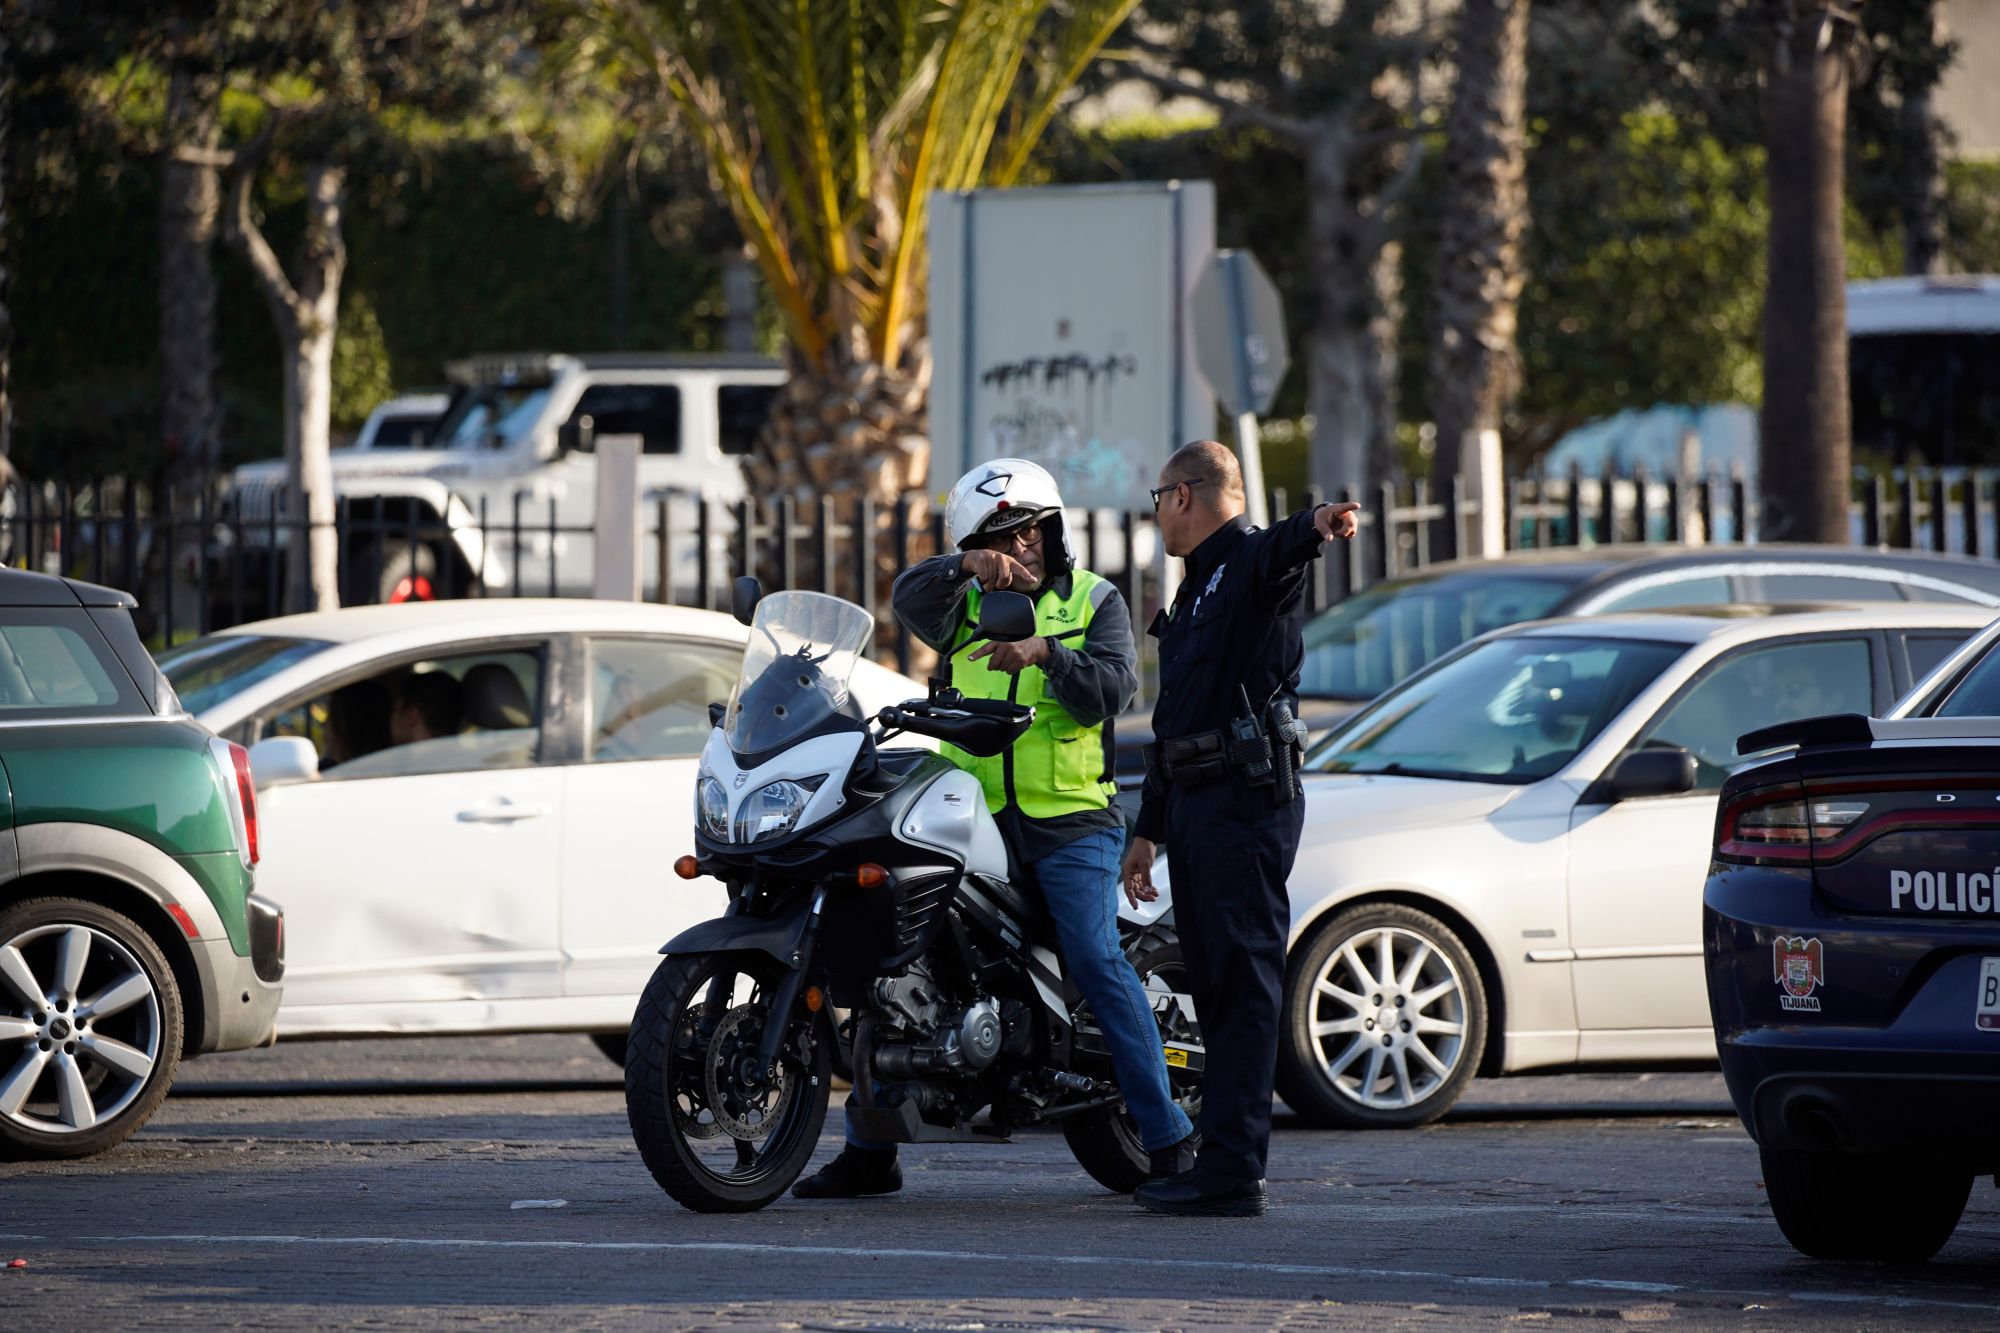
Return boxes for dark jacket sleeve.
[1040,581,1138,728]
[1135,783,1166,845]
[1252,505,1327,606]
[890,552,973,654]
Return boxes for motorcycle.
[624,578,1204,1212]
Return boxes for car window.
[1588,574,1732,612]
[260,646,545,779]
[1902,631,1972,684]
[1751,572,1902,603]
[586,637,739,762]
[1307,635,1683,784]
[719,384,780,457]
[566,385,681,455]
[0,609,148,717]
[159,635,333,715]
[1634,638,1874,788]
[1298,572,1578,701]
[370,415,436,450]
[1933,637,2000,717]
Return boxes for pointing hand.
[1314,502,1361,542]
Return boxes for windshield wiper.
[1332,761,1498,783]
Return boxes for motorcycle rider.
[793,458,1197,1199]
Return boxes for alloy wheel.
[0,923,163,1135]
[1304,924,1467,1111]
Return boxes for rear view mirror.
[732,576,766,628]
[1603,747,1696,802]
[247,735,319,789]
[976,591,1037,644]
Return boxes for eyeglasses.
[973,522,1043,551]
[1149,478,1208,509]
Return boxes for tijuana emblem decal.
[1774,936,1825,1012]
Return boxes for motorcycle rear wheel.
[625,953,830,1213]
[1061,937,1202,1193]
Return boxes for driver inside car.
[792,458,1197,1199]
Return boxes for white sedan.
[1154,604,1995,1129]
[157,600,926,1049]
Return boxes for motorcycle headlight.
[732,775,828,844]
[698,776,730,840]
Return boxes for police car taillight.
[1721,793,1869,860]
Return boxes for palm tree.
[587,0,1139,525]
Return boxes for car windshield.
[158,635,333,715]
[725,591,873,755]
[433,384,550,450]
[1298,571,1580,701]
[1306,634,1685,784]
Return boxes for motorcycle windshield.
[725,591,875,755]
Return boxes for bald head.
[1154,440,1246,557]
[1162,440,1246,510]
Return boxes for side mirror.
[731,575,766,628]
[708,701,727,728]
[976,590,1037,643]
[558,415,596,455]
[1600,747,1697,802]
[247,735,320,789]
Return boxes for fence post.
[1565,463,1584,547]
[1929,472,1948,553]
[1896,470,1916,549]
[656,499,673,605]
[1372,480,1395,582]
[855,497,877,631]
[230,486,246,624]
[511,493,525,598]
[697,498,714,609]
[818,495,838,596]
[1729,467,1749,545]
[1963,474,1983,559]
[778,496,798,590]
[1863,475,1883,548]
[1303,486,1327,612]
[475,495,488,598]
[1412,477,1432,569]
[735,498,755,583]
[893,496,912,677]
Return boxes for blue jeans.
[849,825,1194,1153]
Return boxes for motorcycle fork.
[753,884,828,1082]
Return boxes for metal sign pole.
[1222,256,1271,527]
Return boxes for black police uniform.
[1136,509,1324,1184]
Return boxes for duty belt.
[1143,700,1310,804]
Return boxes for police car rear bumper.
[1707,900,2000,1166]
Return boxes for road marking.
[509,1200,567,1210]
[8,1231,1997,1315]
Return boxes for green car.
[0,569,281,1159]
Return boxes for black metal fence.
[9,465,1996,669]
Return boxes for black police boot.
[791,1146,902,1199]
[1134,1166,1267,1217]
[1144,1132,1200,1183]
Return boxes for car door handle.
[457,801,551,824]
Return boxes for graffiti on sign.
[980,351,1143,505]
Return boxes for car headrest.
[461,663,532,731]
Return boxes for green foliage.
[329,289,393,431]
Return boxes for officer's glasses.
[974,523,1042,551]
[1150,477,1209,510]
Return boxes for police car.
[1705,697,2000,1262]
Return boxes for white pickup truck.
[217,352,783,614]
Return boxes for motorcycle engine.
[871,963,943,1035]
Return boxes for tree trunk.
[1428,0,1530,490]
[1759,7,1853,544]
[1896,1,1946,277]
[160,61,222,485]
[290,162,344,613]
[1303,124,1392,505]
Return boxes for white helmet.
[944,458,1075,574]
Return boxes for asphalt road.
[3,1036,1997,1330]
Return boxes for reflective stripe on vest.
[942,571,1118,819]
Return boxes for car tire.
[1761,1147,1973,1263]
[1276,903,1487,1130]
[0,896,185,1161]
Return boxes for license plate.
[1978,958,2000,1031]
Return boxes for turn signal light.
[804,986,825,1013]
[674,855,701,880]
[857,863,889,888]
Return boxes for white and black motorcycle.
[624,580,1203,1213]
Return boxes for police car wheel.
[1760,1147,1973,1263]
[1276,904,1487,1130]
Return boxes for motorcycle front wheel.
[625,952,830,1213]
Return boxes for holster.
[1159,732,1230,789]
[1266,701,1309,805]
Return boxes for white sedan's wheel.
[1278,904,1487,1129]
[0,898,184,1160]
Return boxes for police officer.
[1123,440,1359,1217]
[793,457,1197,1199]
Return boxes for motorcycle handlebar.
[877,698,1035,758]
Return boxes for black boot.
[1134,1166,1267,1217]
[1144,1132,1200,1183]
[791,1146,902,1199]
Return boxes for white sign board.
[929,182,1217,511]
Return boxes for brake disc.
[703,1003,793,1141]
